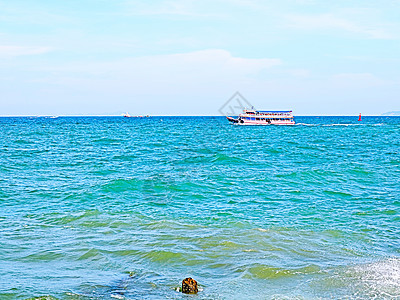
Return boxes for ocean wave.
[296,123,385,127]
[238,263,321,279]
[2,116,400,299]
[316,258,400,299]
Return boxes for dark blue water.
[0,116,399,299]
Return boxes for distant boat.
[227,108,295,125]
[122,112,150,118]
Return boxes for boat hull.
[237,120,295,125]
[226,117,295,125]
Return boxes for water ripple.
[0,116,399,299]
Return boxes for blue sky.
[1,0,399,115]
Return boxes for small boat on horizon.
[227,108,295,125]
[122,112,150,118]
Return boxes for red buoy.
[358,113,362,121]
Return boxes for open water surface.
[0,116,399,299]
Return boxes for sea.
[0,116,399,299]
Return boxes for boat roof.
[256,110,292,113]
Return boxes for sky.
[1,0,400,116]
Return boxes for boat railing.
[240,113,293,118]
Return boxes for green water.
[0,116,399,299]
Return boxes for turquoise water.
[0,116,399,299]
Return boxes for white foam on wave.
[295,123,360,127]
[256,228,268,232]
[295,123,318,126]
[357,258,400,283]
[344,257,400,298]
[307,258,400,298]
[295,123,362,126]
[295,123,386,127]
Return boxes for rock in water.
[182,277,198,294]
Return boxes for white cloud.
[331,72,388,87]
[0,45,52,57]
[40,49,282,85]
[286,13,395,39]
[286,69,311,78]
[24,49,283,114]
[122,0,222,17]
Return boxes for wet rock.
[182,277,198,294]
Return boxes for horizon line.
[0,114,397,117]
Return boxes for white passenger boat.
[227,109,295,125]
